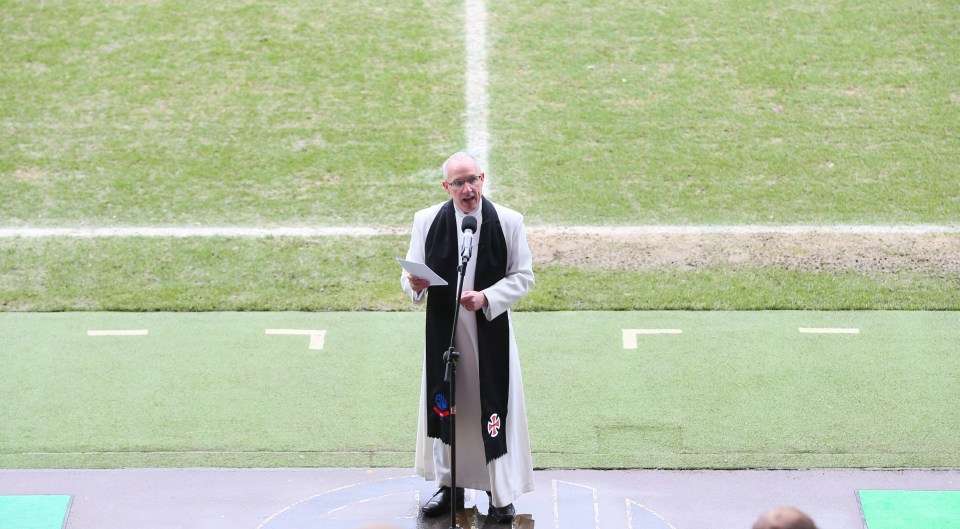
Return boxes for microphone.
[460,215,477,261]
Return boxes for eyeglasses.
[446,175,481,190]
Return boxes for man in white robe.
[401,152,535,522]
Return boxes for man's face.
[442,158,484,212]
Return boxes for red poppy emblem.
[487,413,501,438]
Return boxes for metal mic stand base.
[443,347,461,529]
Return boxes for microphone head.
[461,215,478,233]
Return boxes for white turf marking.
[627,499,678,529]
[2,224,958,238]
[87,330,148,336]
[0,227,407,238]
[553,480,601,529]
[530,224,960,235]
[265,329,326,350]
[622,329,683,349]
[465,0,491,192]
[799,327,860,334]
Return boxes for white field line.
[2,224,958,238]
[87,330,148,336]
[529,224,960,235]
[799,327,860,334]
[623,329,684,349]
[0,227,408,238]
[265,328,326,350]
[465,0,491,192]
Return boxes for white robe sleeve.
[482,210,534,321]
[401,208,432,305]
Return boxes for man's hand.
[408,274,430,293]
[460,290,488,312]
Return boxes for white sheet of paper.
[396,258,448,286]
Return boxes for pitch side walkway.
[3,467,959,529]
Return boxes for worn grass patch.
[3,237,959,311]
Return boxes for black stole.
[424,197,510,463]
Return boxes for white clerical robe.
[401,199,535,508]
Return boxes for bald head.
[440,151,485,213]
[441,151,482,180]
[752,507,817,529]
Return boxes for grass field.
[1,0,463,226]
[2,0,958,311]
[3,1,958,226]
[490,0,960,225]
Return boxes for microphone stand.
[443,248,471,529]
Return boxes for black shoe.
[487,502,515,523]
[421,486,465,516]
[485,492,515,523]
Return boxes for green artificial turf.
[1,311,957,469]
[859,490,960,529]
[0,495,71,529]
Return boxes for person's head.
[441,151,485,213]
[752,507,818,529]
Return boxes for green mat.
[0,496,70,529]
[859,490,960,529]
